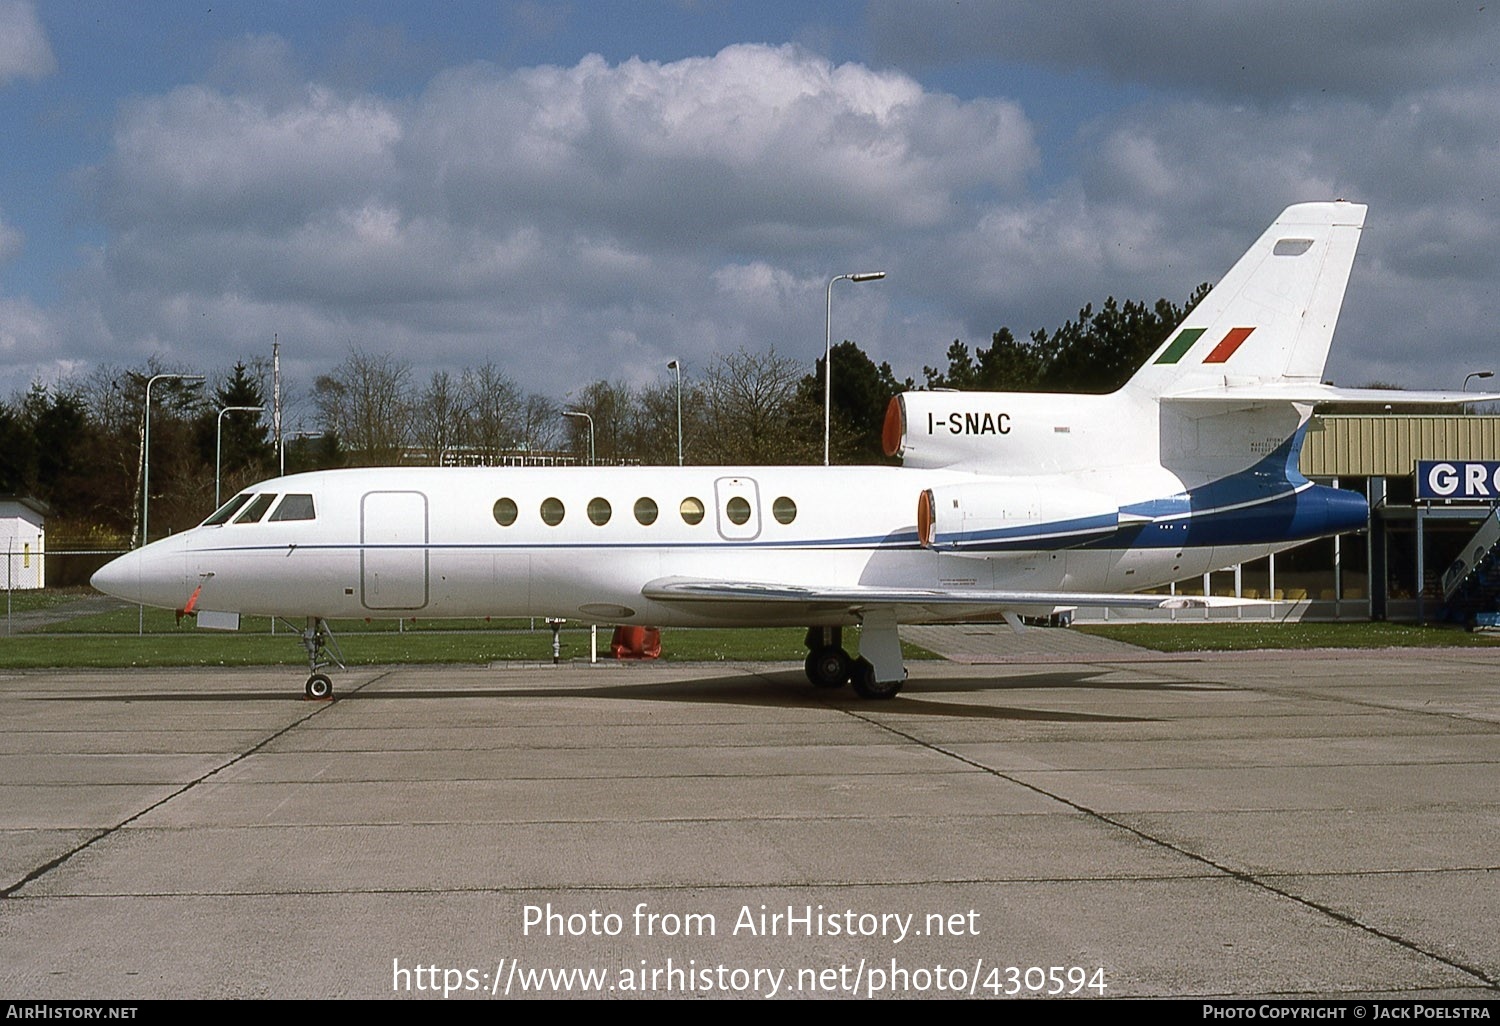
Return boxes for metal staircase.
[1441,507,1500,629]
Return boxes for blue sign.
[1416,460,1500,501]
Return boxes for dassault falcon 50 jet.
[92,202,1494,699]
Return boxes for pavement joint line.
[0,669,393,900]
[1102,658,1500,730]
[837,706,1500,992]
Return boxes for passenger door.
[713,476,762,541]
[361,490,429,610]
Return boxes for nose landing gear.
[300,617,344,700]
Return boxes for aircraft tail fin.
[1125,201,1367,400]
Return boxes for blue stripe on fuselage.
[945,427,1369,552]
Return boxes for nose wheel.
[297,616,343,700]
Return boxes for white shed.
[1,496,48,590]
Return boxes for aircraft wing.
[641,576,1242,617]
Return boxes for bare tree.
[518,392,560,454]
[563,380,637,464]
[314,347,413,466]
[461,363,524,462]
[622,381,686,465]
[696,348,820,464]
[413,370,462,465]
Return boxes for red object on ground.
[610,626,662,659]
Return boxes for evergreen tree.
[204,363,274,486]
[804,340,908,464]
[924,285,1210,394]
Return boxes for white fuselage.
[93,460,1319,626]
[93,203,1391,632]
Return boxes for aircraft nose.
[91,538,190,609]
[91,548,143,602]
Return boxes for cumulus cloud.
[406,45,1034,240]
[17,18,1499,400]
[0,0,54,84]
[68,42,1035,392]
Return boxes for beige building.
[1300,414,1500,622]
[1,496,48,590]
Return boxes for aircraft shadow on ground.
[44,665,1224,722]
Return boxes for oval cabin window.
[540,498,565,526]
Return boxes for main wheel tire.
[850,657,903,700]
[305,673,334,700]
[804,647,851,688]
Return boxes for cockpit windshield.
[233,494,278,524]
[202,493,252,526]
[201,491,318,526]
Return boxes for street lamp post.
[141,372,205,548]
[563,410,595,465]
[667,360,682,466]
[825,271,886,466]
[1463,370,1494,391]
[215,405,265,507]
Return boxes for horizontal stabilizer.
[1165,384,1500,406]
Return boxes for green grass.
[1078,621,1500,652]
[1,600,939,668]
[1,587,91,613]
[38,605,540,635]
[0,632,555,668]
[8,590,1490,668]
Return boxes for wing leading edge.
[642,575,1241,619]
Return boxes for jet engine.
[917,479,1123,553]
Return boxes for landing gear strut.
[804,624,906,696]
[299,616,344,700]
[851,611,906,700]
[802,619,907,699]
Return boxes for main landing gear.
[802,623,907,700]
[299,616,344,700]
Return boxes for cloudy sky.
[1,1,1496,412]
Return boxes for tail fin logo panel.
[1155,326,1256,365]
[1203,326,1256,364]
[1154,327,1205,365]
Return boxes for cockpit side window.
[203,493,253,526]
[233,493,278,524]
[269,493,316,522]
